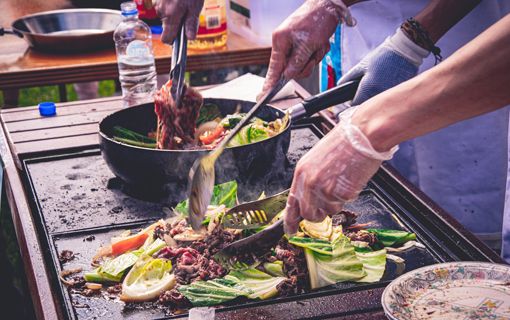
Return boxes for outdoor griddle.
[0,82,502,320]
[17,116,501,320]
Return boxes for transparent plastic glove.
[157,0,204,44]
[336,28,429,113]
[260,0,355,98]
[284,108,398,234]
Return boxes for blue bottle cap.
[39,102,56,117]
[151,25,163,35]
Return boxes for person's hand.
[157,0,204,44]
[335,28,429,113]
[284,108,398,234]
[260,0,355,97]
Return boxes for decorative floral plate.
[382,262,510,320]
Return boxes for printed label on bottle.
[126,40,151,58]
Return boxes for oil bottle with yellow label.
[188,0,228,50]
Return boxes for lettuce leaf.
[288,236,333,255]
[226,268,287,300]
[263,261,285,277]
[197,103,222,126]
[355,248,387,283]
[247,125,269,143]
[121,256,175,302]
[366,229,416,247]
[178,278,252,306]
[304,235,366,289]
[175,181,238,216]
[84,238,166,283]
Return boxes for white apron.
[341,1,510,251]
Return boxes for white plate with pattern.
[382,262,510,320]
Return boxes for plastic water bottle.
[114,1,157,107]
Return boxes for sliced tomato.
[199,125,225,145]
[111,220,163,256]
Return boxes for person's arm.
[336,0,481,109]
[415,0,480,44]
[355,13,510,152]
[284,14,510,234]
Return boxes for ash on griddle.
[59,250,76,263]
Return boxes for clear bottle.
[114,1,157,107]
[188,0,228,50]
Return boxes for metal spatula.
[187,78,289,231]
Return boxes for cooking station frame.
[0,82,503,320]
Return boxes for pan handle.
[289,79,360,121]
[0,27,24,38]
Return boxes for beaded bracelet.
[401,17,442,64]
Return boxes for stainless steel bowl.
[1,9,122,53]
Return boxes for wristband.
[401,17,442,64]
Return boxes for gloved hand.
[260,0,355,98]
[157,0,204,44]
[336,28,429,113]
[284,108,398,234]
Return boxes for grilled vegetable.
[175,181,237,216]
[84,238,166,283]
[366,229,416,247]
[226,268,287,300]
[355,249,387,283]
[196,103,222,126]
[111,221,164,256]
[299,217,333,241]
[121,257,175,302]
[263,261,285,277]
[199,125,225,145]
[178,278,252,306]
[112,126,157,149]
[304,235,366,289]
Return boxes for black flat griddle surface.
[21,121,494,320]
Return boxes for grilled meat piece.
[59,250,75,263]
[345,230,378,246]
[276,276,298,296]
[154,82,203,150]
[190,228,238,258]
[159,288,191,308]
[157,247,226,284]
[332,210,357,227]
[275,239,308,292]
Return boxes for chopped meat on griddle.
[154,81,203,149]
[276,276,298,296]
[332,210,357,227]
[159,288,191,308]
[345,230,378,246]
[157,247,226,284]
[59,250,75,263]
[275,239,308,292]
[190,228,238,257]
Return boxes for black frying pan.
[0,9,121,53]
[99,80,359,192]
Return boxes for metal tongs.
[215,189,290,267]
[187,78,289,231]
[170,24,187,108]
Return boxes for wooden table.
[0,32,271,90]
